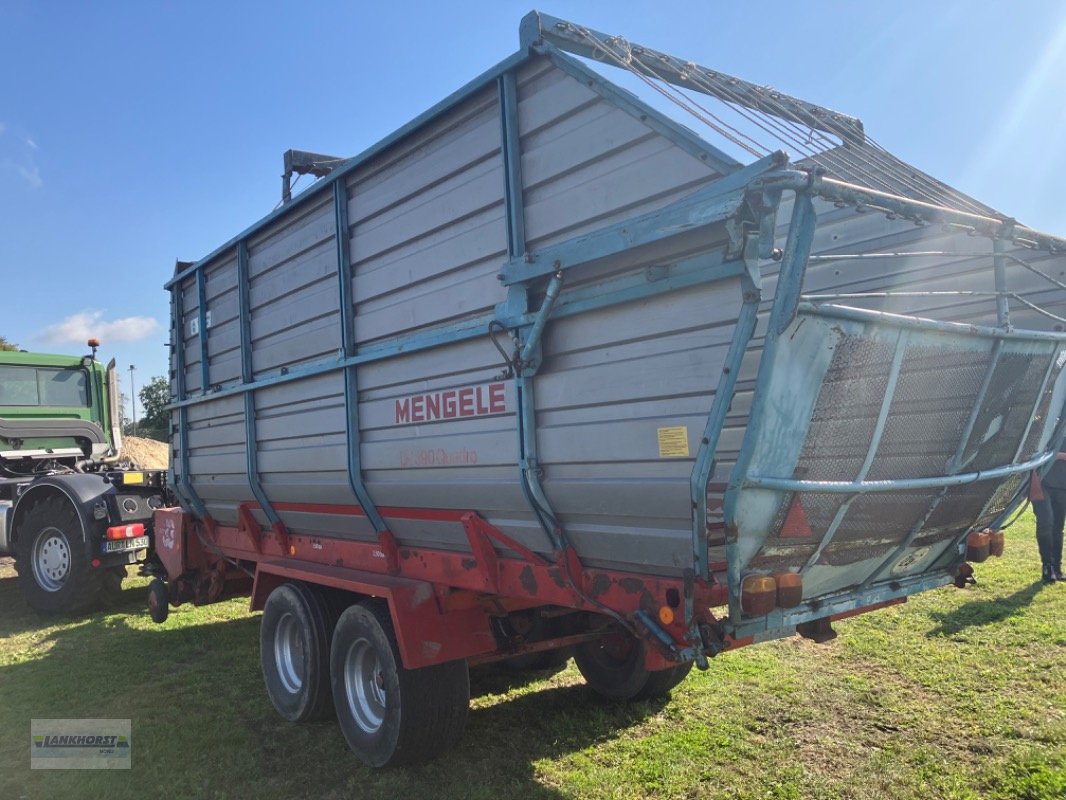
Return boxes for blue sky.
[2,1,1066,418]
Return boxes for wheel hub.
[273,612,306,694]
[344,637,387,734]
[32,528,71,592]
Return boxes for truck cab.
[0,341,168,613]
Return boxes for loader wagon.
[150,11,1066,767]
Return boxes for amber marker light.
[987,529,1005,557]
[741,575,777,615]
[966,530,990,563]
[658,606,675,626]
[774,572,803,608]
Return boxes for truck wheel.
[14,496,99,614]
[330,599,469,767]
[574,626,692,700]
[260,582,335,723]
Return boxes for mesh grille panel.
[866,347,989,480]
[790,336,896,482]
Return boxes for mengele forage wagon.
[144,11,1066,767]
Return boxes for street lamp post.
[129,364,137,437]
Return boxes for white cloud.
[0,124,42,188]
[38,311,160,345]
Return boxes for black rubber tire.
[633,661,693,700]
[575,628,692,701]
[330,599,469,768]
[13,496,100,615]
[147,578,169,624]
[260,582,335,723]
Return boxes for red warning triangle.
[780,495,812,538]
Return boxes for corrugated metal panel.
[517,56,720,250]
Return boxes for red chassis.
[152,502,734,670]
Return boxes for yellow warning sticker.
[657,426,690,458]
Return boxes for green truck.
[0,341,168,613]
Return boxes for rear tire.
[260,582,335,723]
[574,626,692,700]
[330,599,469,767]
[13,496,99,615]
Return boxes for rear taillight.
[987,529,1005,557]
[106,523,145,540]
[741,575,777,615]
[775,572,803,608]
[966,530,990,562]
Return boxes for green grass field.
[1,515,1063,799]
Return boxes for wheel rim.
[343,636,386,733]
[31,527,71,592]
[273,612,306,695]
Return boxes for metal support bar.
[499,70,525,260]
[744,450,1054,494]
[334,181,387,533]
[690,237,763,578]
[798,302,1066,343]
[236,240,282,531]
[171,283,208,519]
[993,236,1012,329]
[518,271,563,365]
[753,170,1066,253]
[195,268,210,395]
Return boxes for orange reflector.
[288,545,296,556]
[987,529,1005,558]
[658,606,675,626]
[966,530,990,563]
[775,572,803,608]
[780,495,812,538]
[741,575,777,615]
[106,523,144,540]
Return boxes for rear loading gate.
[156,12,1066,767]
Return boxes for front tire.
[330,600,469,767]
[260,582,335,723]
[574,625,692,700]
[14,496,99,614]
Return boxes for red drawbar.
[780,495,812,538]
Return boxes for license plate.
[102,535,150,554]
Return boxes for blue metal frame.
[170,284,208,519]
[195,268,210,395]
[236,240,282,531]
[334,180,387,533]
